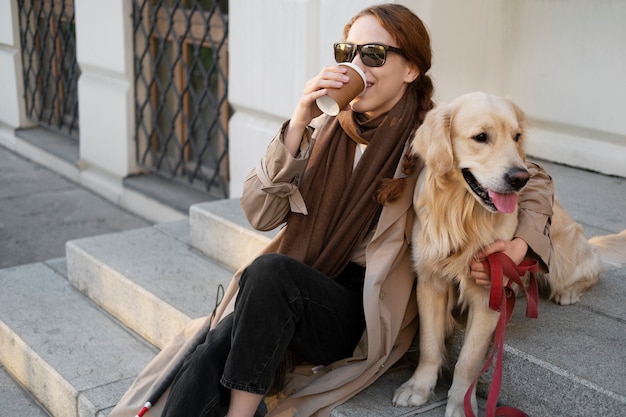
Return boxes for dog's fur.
[392,92,626,417]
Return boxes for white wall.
[228,0,378,197]
[411,0,626,177]
[0,0,29,129]
[75,0,137,178]
[411,0,508,101]
[505,0,626,176]
[228,0,626,197]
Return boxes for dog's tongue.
[488,191,518,213]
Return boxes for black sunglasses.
[334,42,404,67]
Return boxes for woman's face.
[346,15,420,118]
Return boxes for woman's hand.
[284,66,350,156]
[470,238,529,287]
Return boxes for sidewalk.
[0,147,152,269]
[0,145,152,415]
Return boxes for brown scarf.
[278,88,419,277]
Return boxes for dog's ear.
[510,100,527,132]
[509,100,528,159]
[410,104,454,175]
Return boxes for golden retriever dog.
[392,92,626,417]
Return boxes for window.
[134,0,230,198]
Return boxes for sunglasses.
[333,42,404,67]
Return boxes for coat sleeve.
[240,120,314,231]
[514,161,555,271]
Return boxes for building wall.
[228,0,626,197]
[421,0,626,180]
[0,0,136,180]
[1,0,624,201]
[0,0,29,129]
[74,0,137,179]
[0,0,183,223]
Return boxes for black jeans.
[161,253,366,417]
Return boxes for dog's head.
[411,92,529,213]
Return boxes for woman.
[157,4,553,417]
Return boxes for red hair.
[344,4,435,204]
[344,4,431,77]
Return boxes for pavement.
[0,145,152,415]
[0,148,153,269]
[1,141,625,416]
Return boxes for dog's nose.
[505,167,530,190]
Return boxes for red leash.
[463,253,539,417]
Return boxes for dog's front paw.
[444,403,466,417]
[392,379,432,407]
[552,288,582,305]
[445,381,476,417]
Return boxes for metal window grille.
[18,0,80,139]
[133,0,230,199]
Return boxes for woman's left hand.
[470,238,528,287]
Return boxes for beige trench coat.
[232,123,422,417]
[109,118,553,417]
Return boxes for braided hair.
[344,4,435,204]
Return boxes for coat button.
[379,290,385,300]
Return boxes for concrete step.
[65,220,234,350]
[500,275,626,416]
[61,201,464,417]
[0,365,50,417]
[332,286,626,417]
[0,259,158,417]
[2,191,625,416]
[189,198,278,271]
[0,216,240,417]
[188,199,626,417]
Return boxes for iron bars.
[18,0,80,139]
[133,0,230,199]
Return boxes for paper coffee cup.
[316,62,366,116]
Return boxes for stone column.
[0,0,30,129]
[74,0,137,178]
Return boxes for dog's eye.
[473,133,488,143]
[514,133,522,142]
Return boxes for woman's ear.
[404,64,420,84]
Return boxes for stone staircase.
[1,193,625,417]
